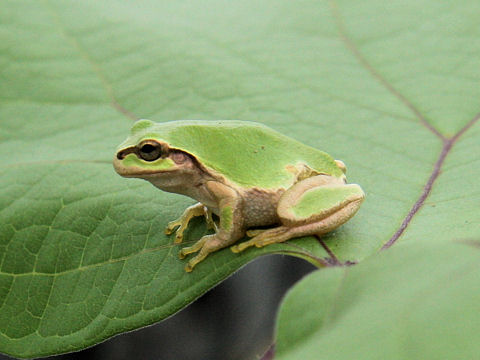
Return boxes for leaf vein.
[329,0,445,140]
[384,111,480,248]
[42,0,138,121]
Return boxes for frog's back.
[135,120,344,189]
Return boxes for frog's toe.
[174,234,183,244]
[185,256,203,272]
[231,241,252,253]
[178,249,187,259]
[184,262,194,273]
[178,246,196,259]
[165,222,179,235]
[166,221,188,243]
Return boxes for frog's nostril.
[116,151,125,160]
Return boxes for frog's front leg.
[165,202,214,244]
[179,181,244,272]
[231,175,364,253]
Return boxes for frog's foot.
[165,203,210,244]
[231,226,291,253]
[179,234,229,272]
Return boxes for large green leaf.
[0,0,478,358]
[275,240,480,359]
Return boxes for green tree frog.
[114,120,364,272]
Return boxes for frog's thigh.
[277,175,364,230]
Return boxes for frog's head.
[113,120,201,189]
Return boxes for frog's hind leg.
[230,198,361,253]
[231,175,364,253]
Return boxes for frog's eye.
[137,140,163,161]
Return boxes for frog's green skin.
[114,119,364,272]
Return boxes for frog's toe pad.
[184,262,194,272]
[165,224,179,235]
[174,234,183,244]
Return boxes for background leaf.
[0,0,479,358]
[275,240,480,359]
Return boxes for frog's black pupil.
[141,144,155,153]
